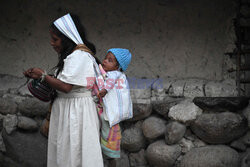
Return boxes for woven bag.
[27,79,53,102]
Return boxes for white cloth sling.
[102,71,133,127]
[91,59,133,127]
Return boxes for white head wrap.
[53,13,84,44]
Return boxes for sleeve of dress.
[57,50,95,87]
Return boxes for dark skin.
[23,30,73,93]
[102,52,119,72]
[98,52,119,98]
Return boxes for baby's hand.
[98,89,107,98]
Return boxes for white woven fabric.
[102,71,133,127]
[94,68,133,127]
[53,13,84,44]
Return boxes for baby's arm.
[98,71,122,98]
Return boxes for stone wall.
[0,74,250,167]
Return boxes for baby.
[98,49,127,97]
[93,48,132,165]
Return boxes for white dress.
[47,50,104,167]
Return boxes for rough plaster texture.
[0,0,235,80]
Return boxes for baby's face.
[102,52,119,72]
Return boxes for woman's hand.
[23,68,44,79]
[23,68,73,93]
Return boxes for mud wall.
[0,0,235,80]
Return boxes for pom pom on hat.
[107,48,132,71]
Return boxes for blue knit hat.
[107,48,132,71]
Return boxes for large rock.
[0,114,4,131]
[3,114,17,134]
[205,79,237,97]
[18,98,49,117]
[17,116,38,131]
[168,99,202,124]
[179,145,240,167]
[129,78,154,99]
[142,116,167,141]
[151,78,174,97]
[18,84,32,96]
[2,94,27,105]
[230,139,247,152]
[0,152,20,167]
[193,138,207,147]
[2,130,47,167]
[0,74,26,92]
[129,99,152,121]
[152,97,183,117]
[129,149,148,167]
[243,102,250,128]
[183,79,206,98]
[121,126,146,152]
[168,79,185,97]
[241,149,250,167]
[184,129,196,141]
[130,89,151,99]
[191,112,248,144]
[115,151,130,167]
[0,98,17,115]
[0,134,6,152]
[193,97,249,112]
[242,131,250,146]
[165,121,186,145]
[178,138,194,153]
[128,77,155,89]
[146,140,181,167]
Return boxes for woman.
[23,13,104,167]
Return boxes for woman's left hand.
[23,68,44,79]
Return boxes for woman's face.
[49,29,62,53]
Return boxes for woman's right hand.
[23,68,73,93]
[23,68,33,78]
[23,68,44,79]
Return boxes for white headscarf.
[53,13,84,44]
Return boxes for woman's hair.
[51,14,98,76]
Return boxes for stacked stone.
[117,78,250,167]
[0,74,48,167]
[1,74,250,167]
